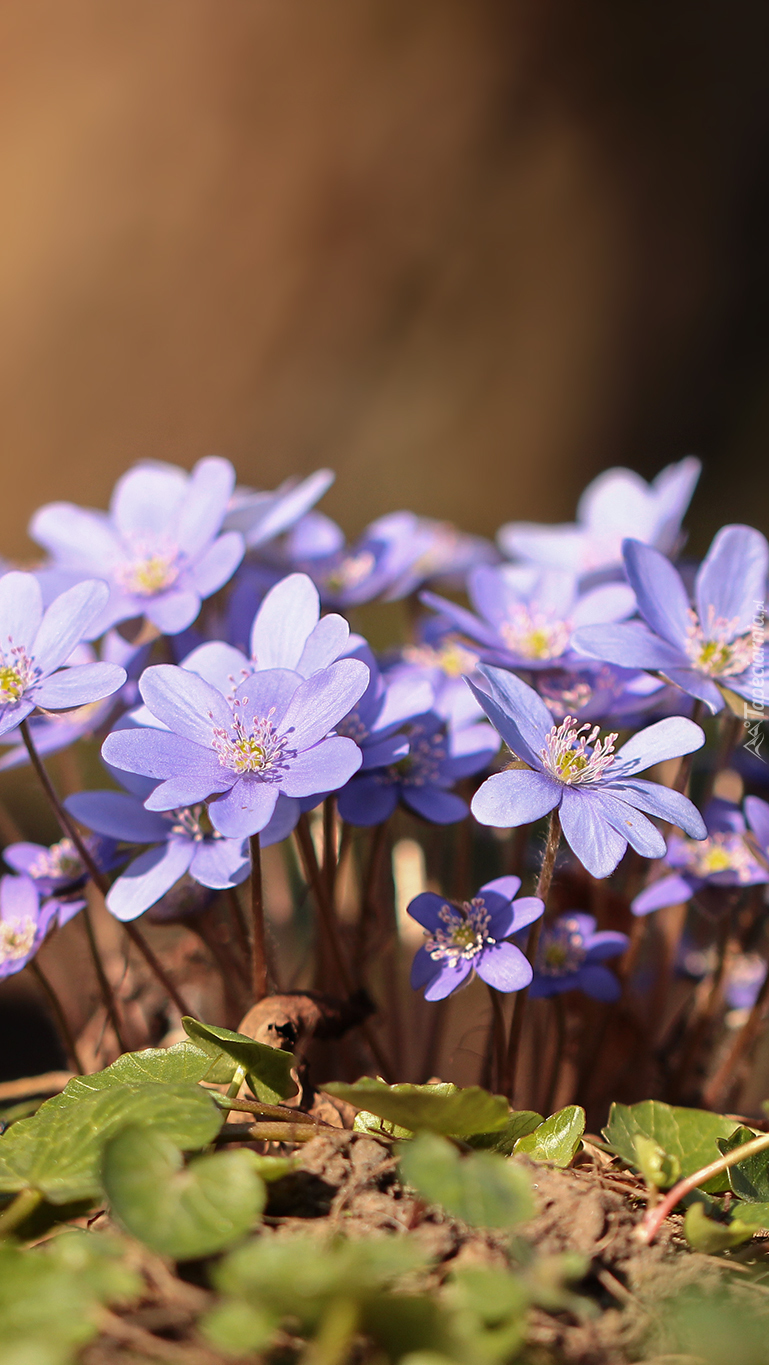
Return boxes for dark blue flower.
[470,665,706,878]
[409,875,543,1000]
[32,457,245,636]
[529,913,628,1002]
[572,526,768,713]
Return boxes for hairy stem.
[249,834,269,1002]
[30,959,85,1075]
[638,1128,769,1244]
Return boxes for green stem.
[638,1128,769,1245]
[249,834,269,1002]
[217,1120,318,1143]
[0,1188,42,1237]
[503,811,561,1100]
[29,960,85,1075]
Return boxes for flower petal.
[585,931,629,961]
[145,589,202,635]
[622,539,692,649]
[571,621,685,671]
[35,662,126,710]
[190,837,250,889]
[279,736,362,798]
[479,874,521,901]
[474,664,554,760]
[336,773,398,826]
[745,795,769,853]
[475,942,532,992]
[250,573,320,670]
[29,504,122,569]
[613,716,705,775]
[403,787,469,824]
[576,964,622,1002]
[695,525,769,637]
[33,580,111,673]
[411,945,439,990]
[297,614,350,676]
[182,641,251,694]
[280,659,370,749]
[110,461,188,536]
[66,790,170,842]
[570,582,637,627]
[471,768,560,829]
[603,778,706,838]
[190,530,244,598]
[208,778,279,838]
[106,840,195,921]
[589,791,666,859]
[139,664,233,743]
[175,457,236,557]
[0,572,43,651]
[407,892,451,930]
[423,958,473,1000]
[559,788,628,878]
[631,873,695,915]
[508,896,545,934]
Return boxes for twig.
[638,1128,769,1244]
[249,834,269,1001]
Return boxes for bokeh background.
[1,0,769,560]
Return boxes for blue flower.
[101,654,369,839]
[0,875,56,980]
[422,565,635,670]
[529,913,628,1002]
[572,526,768,713]
[469,665,706,878]
[497,457,700,579]
[31,457,245,636]
[0,573,126,739]
[408,875,543,1000]
[277,511,413,608]
[4,833,118,927]
[631,799,767,916]
[364,511,497,600]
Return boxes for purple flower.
[224,469,335,549]
[533,661,673,728]
[422,565,635,670]
[0,573,126,739]
[572,526,768,713]
[0,875,56,979]
[529,913,628,1002]
[497,457,701,578]
[275,511,415,608]
[65,771,258,921]
[31,457,245,636]
[4,834,118,927]
[101,655,369,839]
[725,953,767,1011]
[365,511,497,600]
[630,799,767,916]
[469,665,706,879]
[409,875,543,1000]
[0,630,148,772]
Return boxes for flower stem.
[20,719,190,1038]
[486,985,507,1093]
[249,834,269,1002]
[543,994,567,1116]
[672,698,705,794]
[0,1188,43,1237]
[295,813,394,1081]
[29,959,85,1075]
[503,810,561,1101]
[638,1128,769,1245]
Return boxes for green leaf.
[103,1125,266,1260]
[602,1100,740,1192]
[716,1126,769,1202]
[353,1110,413,1139]
[398,1133,534,1228]
[722,1200,769,1230]
[0,1082,222,1203]
[202,1299,277,1355]
[514,1106,585,1167]
[182,1017,298,1104]
[248,1154,298,1183]
[468,1111,543,1154]
[632,1134,681,1189]
[684,1201,753,1252]
[52,1040,225,1100]
[323,1079,510,1137]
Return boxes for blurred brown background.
[0,1,768,556]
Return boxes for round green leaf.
[103,1125,266,1259]
[182,1017,297,1104]
[514,1106,585,1167]
[398,1133,534,1228]
[324,1080,510,1137]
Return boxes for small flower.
[529,913,628,1001]
[572,525,768,713]
[31,457,245,636]
[470,665,706,878]
[497,457,701,578]
[631,799,767,916]
[409,875,543,1000]
[0,875,56,979]
[366,511,497,600]
[5,832,118,927]
[224,469,334,549]
[101,654,369,839]
[423,564,635,670]
[0,573,126,739]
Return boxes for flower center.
[537,918,587,976]
[425,897,493,966]
[211,702,292,779]
[0,917,36,962]
[684,608,755,678]
[28,838,84,882]
[168,805,218,841]
[500,609,572,662]
[388,722,446,787]
[0,644,37,704]
[686,832,758,882]
[541,716,617,785]
[403,638,480,678]
[117,542,182,597]
[324,552,376,595]
[336,709,369,744]
[538,670,597,721]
